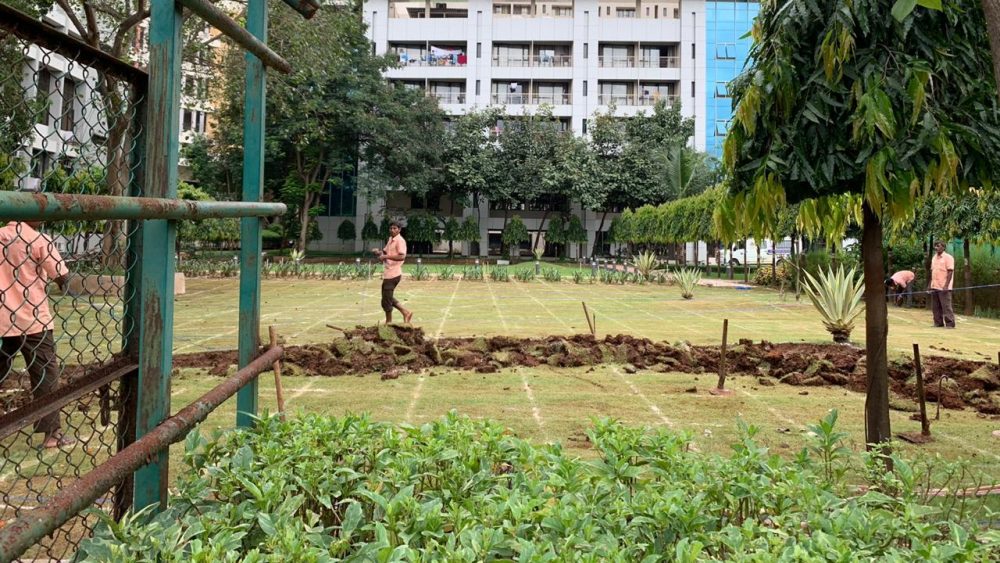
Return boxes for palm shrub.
[489,266,510,282]
[633,251,659,281]
[674,268,701,299]
[514,268,535,282]
[802,265,865,344]
[438,266,456,281]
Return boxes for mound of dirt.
[172,326,1000,416]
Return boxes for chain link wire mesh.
[1,16,144,560]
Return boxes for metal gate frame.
[0,0,313,558]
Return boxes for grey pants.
[1,330,62,434]
[930,290,955,328]
[381,275,402,313]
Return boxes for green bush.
[462,265,484,281]
[438,266,456,281]
[77,412,1000,561]
[489,265,510,282]
[542,268,562,282]
[514,268,535,282]
[752,259,795,288]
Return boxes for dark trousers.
[930,290,955,328]
[381,276,402,314]
[892,281,914,307]
[1,330,61,434]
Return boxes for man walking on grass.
[929,241,955,328]
[373,221,413,324]
[0,220,74,448]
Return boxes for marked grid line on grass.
[739,388,803,429]
[520,372,549,441]
[434,279,462,339]
[610,366,674,428]
[405,376,425,424]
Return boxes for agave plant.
[633,251,660,281]
[802,265,865,343]
[674,268,702,299]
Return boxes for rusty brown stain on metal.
[0,346,283,560]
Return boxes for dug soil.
[173,325,1000,416]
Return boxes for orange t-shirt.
[890,270,915,287]
[0,222,69,336]
[382,235,406,279]
[930,252,955,290]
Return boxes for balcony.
[598,93,678,106]
[491,92,572,105]
[598,55,679,68]
[429,91,466,104]
[492,54,572,67]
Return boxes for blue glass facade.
[704,1,759,158]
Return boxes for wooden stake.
[935,375,944,421]
[712,319,731,395]
[913,343,930,436]
[269,325,286,422]
[592,313,596,336]
[582,302,595,336]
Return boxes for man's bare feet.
[42,430,75,449]
[403,311,413,324]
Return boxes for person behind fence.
[885,270,915,307]
[0,220,74,448]
[372,221,413,324]
[928,241,956,328]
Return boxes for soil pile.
[172,325,1000,416]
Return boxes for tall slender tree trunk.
[981,0,1000,100]
[533,209,550,252]
[964,238,974,315]
[298,192,314,253]
[861,202,891,450]
[924,235,934,308]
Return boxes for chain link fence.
[0,13,145,560]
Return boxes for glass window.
[715,82,730,97]
[714,119,730,136]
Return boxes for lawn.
[164,277,1000,484]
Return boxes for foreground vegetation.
[78,412,998,561]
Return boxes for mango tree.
[722,0,1000,447]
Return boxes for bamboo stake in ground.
[269,325,286,422]
[711,319,732,395]
[936,374,945,421]
[582,302,595,336]
[913,343,930,436]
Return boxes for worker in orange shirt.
[928,241,955,328]
[884,270,915,307]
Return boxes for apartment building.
[311,0,756,257]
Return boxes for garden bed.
[173,325,1000,416]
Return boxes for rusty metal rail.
[176,0,292,74]
[281,0,321,19]
[0,345,283,562]
[0,191,287,221]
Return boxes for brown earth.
[171,325,1000,416]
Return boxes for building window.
[583,43,588,59]
[320,176,357,217]
[583,80,587,97]
[715,120,730,136]
[554,6,572,16]
[29,149,50,180]
[616,8,635,18]
[691,43,696,59]
[60,78,77,132]
[691,81,695,97]
[36,67,53,125]
[476,79,481,95]
[182,109,193,131]
[582,118,587,135]
[716,43,736,60]
[715,82,730,98]
[477,42,482,58]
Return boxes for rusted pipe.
[0,191,286,221]
[281,0,321,19]
[176,0,292,74]
[0,345,283,562]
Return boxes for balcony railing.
[491,92,572,105]
[598,55,680,69]
[598,93,678,106]
[429,92,466,104]
[492,54,573,67]
[394,53,468,66]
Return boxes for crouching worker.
[885,270,915,307]
[0,221,74,448]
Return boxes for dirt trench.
[172,325,1000,416]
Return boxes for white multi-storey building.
[313,0,757,258]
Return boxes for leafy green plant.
[514,268,535,282]
[413,263,431,281]
[572,270,586,284]
[542,268,562,282]
[438,266,456,281]
[801,265,865,343]
[531,247,544,261]
[489,266,510,282]
[633,251,660,280]
[463,265,484,281]
[674,268,702,299]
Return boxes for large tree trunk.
[924,235,934,308]
[297,192,314,253]
[861,201,891,449]
[964,238,974,315]
[982,0,1000,99]
[533,209,549,252]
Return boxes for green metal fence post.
[134,0,182,511]
[237,0,267,427]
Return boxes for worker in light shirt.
[884,270,915,307]
[928,241,955,328]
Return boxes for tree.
[722,0,1000,449]
[657,146,719,201]
[502,215,530,260]
[404,213,439,256]
[337,219,356,245]
[361,213,380,249]
[442,217,461,257]
[565,214,588,258]
[545,214,567,257]
[458,217,480,252]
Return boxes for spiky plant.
[802,265,865,344]
[674,268,702,299]
[532,247,544,261]
[633,251,660,281]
